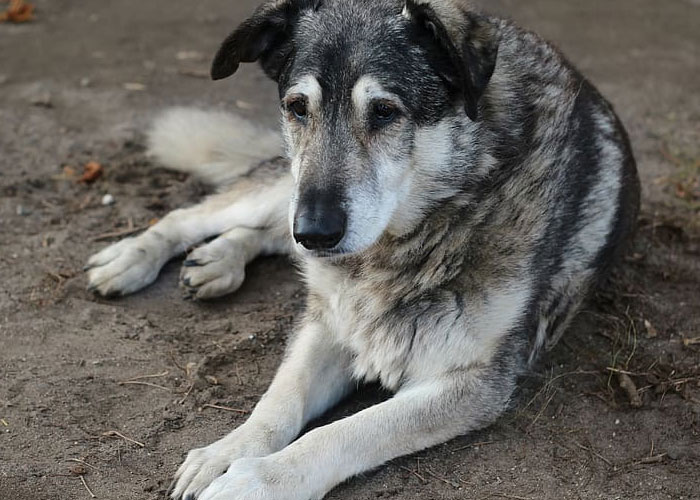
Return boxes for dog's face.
[211,0,499,257]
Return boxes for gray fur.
[86,1,639,499]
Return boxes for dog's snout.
[293,193,346,251]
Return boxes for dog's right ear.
[211,0,322,81]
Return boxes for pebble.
[16,205,32,216]
[30,91,53,108]
[101,194,115,206]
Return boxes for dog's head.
[212,0,499,257]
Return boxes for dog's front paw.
[170,430,275,500]
[194,457,274,500]
[180,238,246,300]
[195,457,318,500]
[85,235,168,297]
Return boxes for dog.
[85,1,640,498]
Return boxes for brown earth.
[1,1,698,499]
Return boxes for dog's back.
[477,20,640,357]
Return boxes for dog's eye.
[289,100,308,120]
[371,102,398,124]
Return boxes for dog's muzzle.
[293,192,347,251]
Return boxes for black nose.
[293,193,346,251]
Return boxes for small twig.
[572,440,613,467]
[168,352,188,374]
[398,465,428,484]
[637,453,667,465]
[179,382,194,405]
[451,440,496,452]
[91,225,148,242]
[424,467,460,488]
[66,458,99,471]
[120,371,169,382]
[117,381,170,391]
[178,68,210,79]
[201,404,250,414]
[79,475,96,498]
[484,495,533,500]
[528,390,557,430]
[605,367,648,377]
[669,376,700,386]
[102,430,145,448]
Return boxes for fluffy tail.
[147,107,283,187]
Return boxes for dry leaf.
[148,217,160,226]
[0,0,35,23]
[617,372,643,408]
[80,161,103,183]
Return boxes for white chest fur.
[303,261,410,390]
[303,258,532,391]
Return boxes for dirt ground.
[1,0,698,499]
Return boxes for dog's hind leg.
[85,170,292,297]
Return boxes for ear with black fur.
[404,1,499,120]
[211,0,322,81]
[460,13,500,120]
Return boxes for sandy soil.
[1,1,698,499]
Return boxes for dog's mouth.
[293,242,353,260]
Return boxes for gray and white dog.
[85,0,640,498]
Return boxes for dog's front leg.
[171,322,354,500]
[197,359,518,500]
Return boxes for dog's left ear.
[211,0,322,81]
[404,1,500,121]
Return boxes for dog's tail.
[147,107,282,187]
